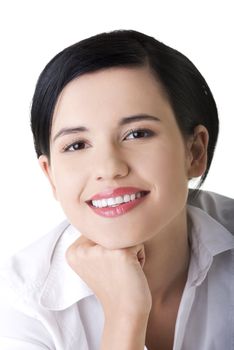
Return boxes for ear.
[186,125,209,179]
[38,155,58,200]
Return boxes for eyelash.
[62,128,155,152]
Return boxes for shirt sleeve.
[0,276,54,350]
[0,339,50,350]
[0,304,54,350]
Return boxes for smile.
[91,191,146,208]
[87,191,150,218]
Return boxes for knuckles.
[65,235,140,269]
[65,238,100,267]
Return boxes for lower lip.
[88,193,149,218]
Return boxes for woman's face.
[40,66,207,249]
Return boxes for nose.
[94,146,130,181]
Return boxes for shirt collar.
[186,205,234,287]
[39,205,234,311]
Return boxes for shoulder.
[187,204,234,275]
[0,221,92,349]
[188,189,234,234]
[0,220,70,304]
[186,204,234,322]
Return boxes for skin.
[39,66,209,349]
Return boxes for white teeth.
[116,196,123,204]
[101,199,108,207]
[107,197,116,206]
[91,191,145,208]
[123,194,131,202]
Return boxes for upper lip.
[86,187,150,202]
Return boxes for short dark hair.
[30,29,219,188]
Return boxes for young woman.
[0,29,233,350]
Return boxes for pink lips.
[86,187,150,218]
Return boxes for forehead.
[51,66,173,132]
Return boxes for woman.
[0,29,233,350]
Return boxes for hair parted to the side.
[30,29,219,191]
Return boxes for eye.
[63,140,89,152]
[124,128,155,140]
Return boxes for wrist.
[104,300,151,321]
[101,313,149,350]
[104,307,150,327]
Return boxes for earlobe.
[187,125,209,179]
[38,155,58,200]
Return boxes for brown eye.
[124,129,155,140]
[64,141,88,152]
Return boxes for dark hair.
[30,29,219,189]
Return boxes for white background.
[0,0,233,264]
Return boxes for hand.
[66,235,152,318]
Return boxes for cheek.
[146,142,189,208]
[52,162,85,202]
[144,141,188,183]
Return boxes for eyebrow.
[52,114,161,143]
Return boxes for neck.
[143,207,190,302]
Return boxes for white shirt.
[0,191,234,350]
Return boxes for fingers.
[127,243,146,268]
[137,246,146,268]
[67,234,146,269]
[65,235,96,267]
